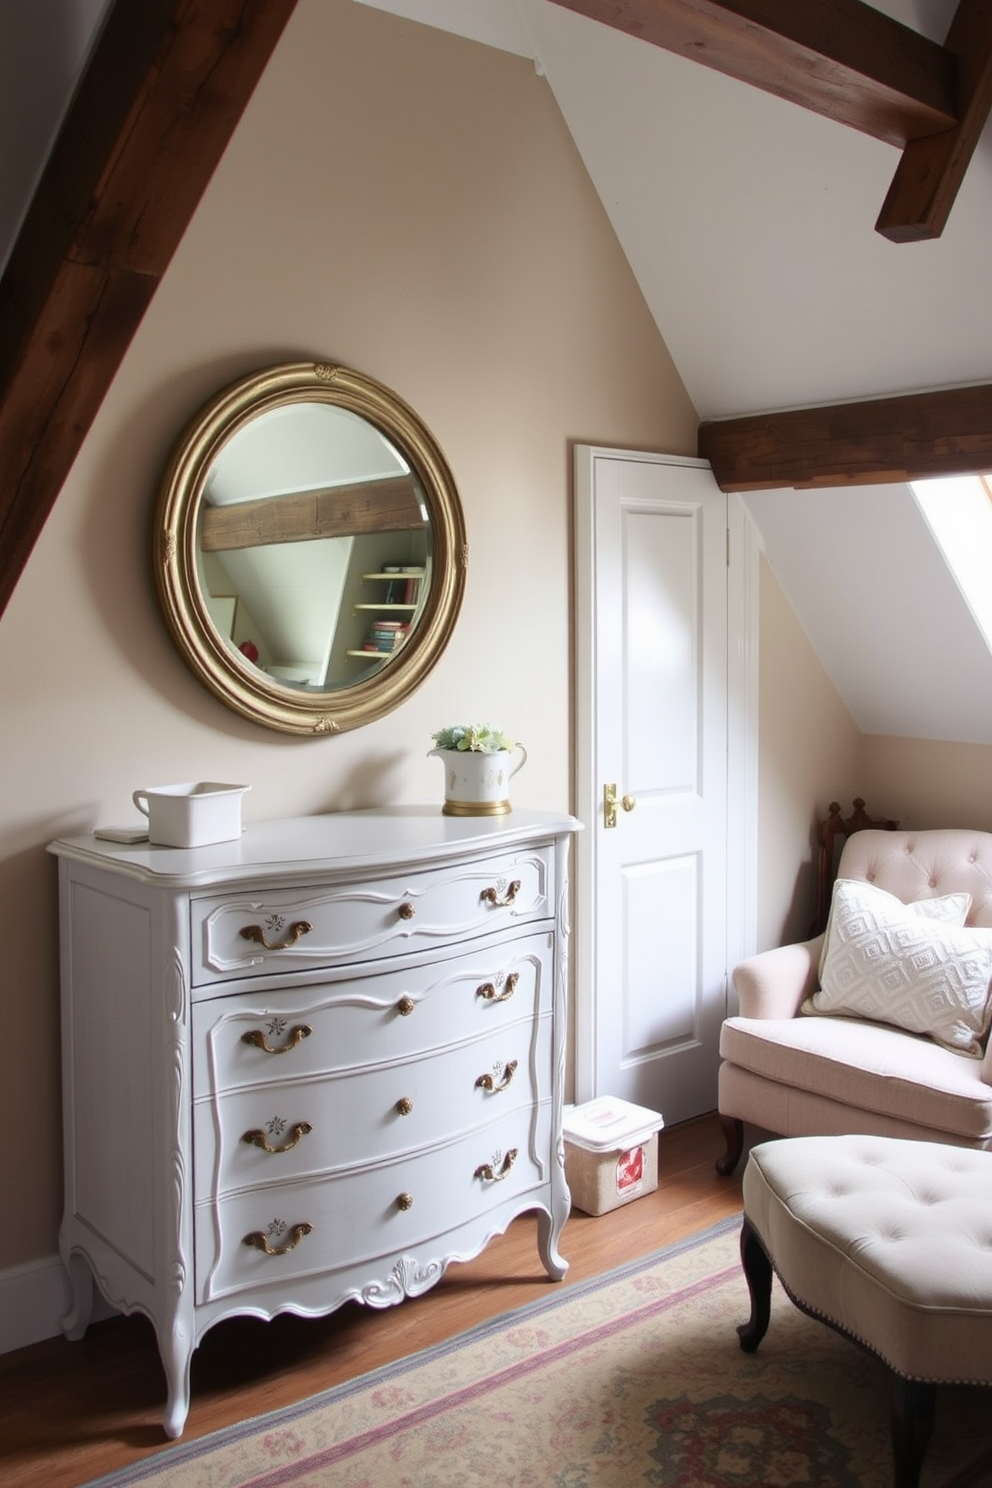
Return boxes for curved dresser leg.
[158,1323,194,1440]
[890,1375,935,1488]
[737,1218,772,1353]
[536,1206,569,1281]
[59,1252,95,1341]
[716,1115,744,1176]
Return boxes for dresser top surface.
[49,805,581,888]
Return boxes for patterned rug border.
[79,1213,744,1488]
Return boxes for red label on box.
[616,1144,644,1194]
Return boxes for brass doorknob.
[604,783,637,828]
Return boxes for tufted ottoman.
[739,1134,992,1488]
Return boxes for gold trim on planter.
[441,797,512,817]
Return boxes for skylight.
[911,475,992,653]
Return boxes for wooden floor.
[2,1113,742,1488]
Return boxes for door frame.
[572,445,759,1104]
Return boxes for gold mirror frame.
[155,361,467,735]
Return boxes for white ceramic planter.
[428,746,527,816]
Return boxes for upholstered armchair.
[717,814,992,1175]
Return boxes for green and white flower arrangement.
[430,723,515,754]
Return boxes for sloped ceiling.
[361,0,992,747]
[0,0,112,276]
[7,0,992,742]
[355,0,992,422]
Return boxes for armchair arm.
[731,933,825,1020]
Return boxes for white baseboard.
[0,1255,116,1356]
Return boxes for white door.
[573,448,755,1126]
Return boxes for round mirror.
[154,361,467,734]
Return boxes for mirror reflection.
[197,402,431,691]
[154,362,467,735]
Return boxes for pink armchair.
[717,819,992,1175]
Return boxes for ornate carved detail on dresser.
[50,807,579,1438]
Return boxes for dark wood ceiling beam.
[546,0,958,147]
[548,1,992,240]
[0,0,298,621]
[876,0,992,242]
[698,384,992,491]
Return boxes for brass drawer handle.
[242,1024,312,1055]
[475,1060,518,1094]
[242,1121,313,1154]
[397,996,416,1016]
[476,972,519,1004]
[474,1149,518,1183]
[243,1221,313,1256]
[240,919,313,951]
[397,1192,414,1211]
[395,1097,414,1116]
[398,902,416,920]
[481,880,521,908]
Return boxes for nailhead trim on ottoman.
[739,1134,992,1488]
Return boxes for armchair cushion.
[804,878,992,1056]
[720,1014,992,1141]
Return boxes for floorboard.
[1,1111,743,1488]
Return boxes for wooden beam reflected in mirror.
[200,475,425,551]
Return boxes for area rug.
[81,1216,992,1488]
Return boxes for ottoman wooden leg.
[890,1375,935,1488]
[737,1217,772,1352]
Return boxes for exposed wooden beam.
[546,0,958,147]
[548,1,992,241]
[697,384,992,491]
[0,0,298,621]
[876,0,992,242]
[200,476,426,551]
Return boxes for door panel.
[574,449,748,1125]
[625,506,698,790]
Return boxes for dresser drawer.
[190,844,555,985]
[195,1101,553,1302]
[192,930,553,1099]
[193,1011,551,1199]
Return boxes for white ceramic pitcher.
[131,781,250,847]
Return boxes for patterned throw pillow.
[804,879,992,1056]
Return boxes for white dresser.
[50,806,579,1437]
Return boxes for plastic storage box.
[563,1096,665,1216]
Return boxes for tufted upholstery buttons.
[743,1134,992,1388]
[835,829,992,928]
[741,1133,992,1487]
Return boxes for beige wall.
[752,558,992,948]
[0,0,698,1271]
[755,555,861,950]
[860,736,992,832]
